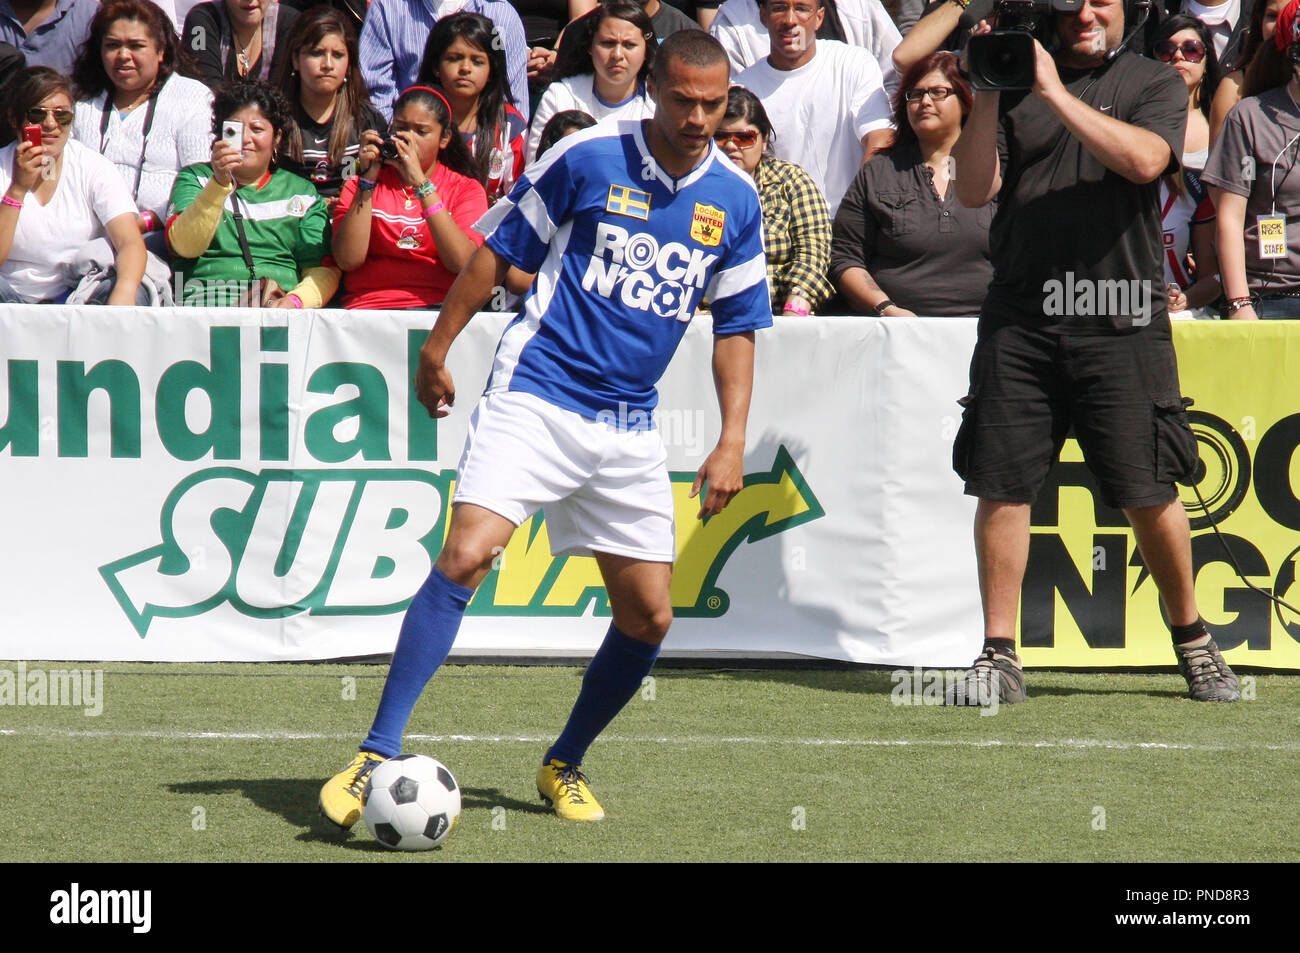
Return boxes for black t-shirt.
[280,101,386,199]
[983,52,1186,332]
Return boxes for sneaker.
[943,646,1027,706]
[536,758,605,821]
[1175,637,1239,702]
[319,750,387,830]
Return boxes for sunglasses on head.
[1154,39,1206,63]
[26,107,75,126]
[714,129,760,146]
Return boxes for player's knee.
[436,538,500,585]
[621,606,673,645]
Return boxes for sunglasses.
[26,107,75,127]
[1154,39,1206,64]
[904,86,956,103]
[714,129,760,146]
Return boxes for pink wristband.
[2,195,22,210]
[784,302,810,316]
[141,210,158,231]
[288,294,304,309]
[423,201,446,218]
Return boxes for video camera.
[966,0,1083,91]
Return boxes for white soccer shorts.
[452,391,676,562]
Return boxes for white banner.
[1,306,988,663]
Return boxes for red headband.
[1278,0,1300,52]
[398,85,453,118]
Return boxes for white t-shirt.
[1185,0,1240,59]
[73,73,214,222]
[710,0,901,94]
[526,74,656,164]
[736,41,892,216]
[0,139,138,301]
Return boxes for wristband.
[423,200,446,218]
[141,210,159,231]
[1226,296,1254,315]
[1,195,22,210]
[948,0,970,7]
[413,179,436,199]
[357,177,378,192]
[783,302,810,316]
[288,294,304,309]
[872,299,895,316]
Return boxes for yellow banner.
[1020,322,1300,669]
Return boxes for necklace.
[235,27,259,75]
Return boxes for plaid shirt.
[754,157,834,312]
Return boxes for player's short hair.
[652,29,729,87]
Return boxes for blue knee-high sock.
[545,624,661,767]
[362,566,473,758]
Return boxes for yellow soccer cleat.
[319,750,387,830]
[536,759,606,821]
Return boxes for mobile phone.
[23,124,41,150]
[221,120,244,149]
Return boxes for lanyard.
[98,86,158,203]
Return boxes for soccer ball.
[362,754,461,850]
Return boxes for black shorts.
[952,322,1199,509]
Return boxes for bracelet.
[288,294,304,309]
[413,179,436,199]
[947,0,970,8]
[357,177,378,192]
[423,200,446,218]
[872,299,895,316]
[1,195,22,210]
[141,210,159,231]
[783,302,810,316]
[1225,296,1254,315]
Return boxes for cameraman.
[946,0,1240,704]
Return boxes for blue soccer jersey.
[474,119,773,422]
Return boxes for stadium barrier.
[2,306,1298,668]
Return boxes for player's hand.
[1032,39,1064,100]
[690,442,744,519]
[415,346,456,418]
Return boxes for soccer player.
[319,29,771,825]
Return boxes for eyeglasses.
[904,86,956,103]
[26,107,75,127]
[765,2,819,19]
[1154,39,1207,64]
[714,129,761,146]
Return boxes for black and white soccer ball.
[362,754,461,850]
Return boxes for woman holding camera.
[167,80,338,307]
[0,67,146,305]
[331,84,488,310]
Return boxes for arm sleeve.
[1125,63,1189,177]
[482,138,583,271]
[86,151,139,228]
[181,4,227,86]
[851,52,894,138]
[707,188,775,333]
[779,164,834,308]
[360,0,398,122]
[288,265,341,308]
[166,168,233,258]
[1201,103,1251,198]
[526,83,564,165]
[829,162,875,281]
[294,189,330,270]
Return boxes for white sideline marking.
[1,727,1297,752]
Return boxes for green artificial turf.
[3,664,1296,862]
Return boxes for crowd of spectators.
[0,0,1297,315]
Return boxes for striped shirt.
[360,0,529,121]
